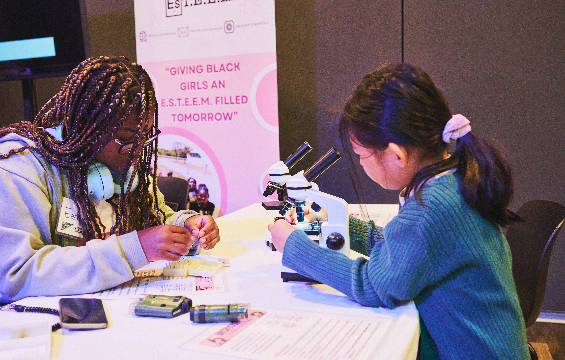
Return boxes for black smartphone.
[59,298,109,329]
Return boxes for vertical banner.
[135,0,279,215]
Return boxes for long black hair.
[339,63,519,226]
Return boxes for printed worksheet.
[180,307,394,360]
[87,272,226,299]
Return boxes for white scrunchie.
[442,114,471,143]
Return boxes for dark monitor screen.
[0,0,90,82]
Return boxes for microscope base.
[281,265,320,283]
[281,271,320,283]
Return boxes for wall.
[1,0,563,313]
[0,0,136,127]
[313,1,402,205]
[308,1,565,313]
[403,0,565,314]
[275,0,319,172]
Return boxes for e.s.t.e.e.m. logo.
[166,0,234,17]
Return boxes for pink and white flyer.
[135,0,279,214]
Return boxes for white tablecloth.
[0,203,418,360]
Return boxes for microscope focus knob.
[326,232,345,250]
[310,202,321,212]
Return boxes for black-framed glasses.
[114,129,161,155]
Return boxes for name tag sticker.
[56,197,84,239]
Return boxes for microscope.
[265,147,349,282]
[262,141,312,210]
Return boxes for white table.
[1,203,418,360]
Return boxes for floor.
[527,321,565,360]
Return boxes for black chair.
[156,176,189,211]
[505,200,565,359]
[165,201,179,212]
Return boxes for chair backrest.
[505,200,565,328]
[165,201,179,212]
[156,176,189,211]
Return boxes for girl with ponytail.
[269,63,529,359]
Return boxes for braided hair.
[0,56,164,240]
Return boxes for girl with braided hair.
[269,63,529,359]
[0,56,220,303]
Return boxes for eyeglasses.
[114,129,161,155]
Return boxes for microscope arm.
[306,189,349,255]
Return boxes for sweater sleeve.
[349,216,384,256]
[283,214,434,309]
[0,145,147,302]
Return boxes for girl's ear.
[386,143,409,168]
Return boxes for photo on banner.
[155,131,223,212]
[135,0,279,215]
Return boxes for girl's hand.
[184,215,220,250]
[284,204,328,224]
[268,219,297,253]
[138,225,193,261]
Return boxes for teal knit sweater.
[282,174,529,359]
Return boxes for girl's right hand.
[284,204,328,224]
[268,219,297,254]
[138,225,193,261]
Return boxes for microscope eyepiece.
[284,141,312,169]
[303,148,341,183]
